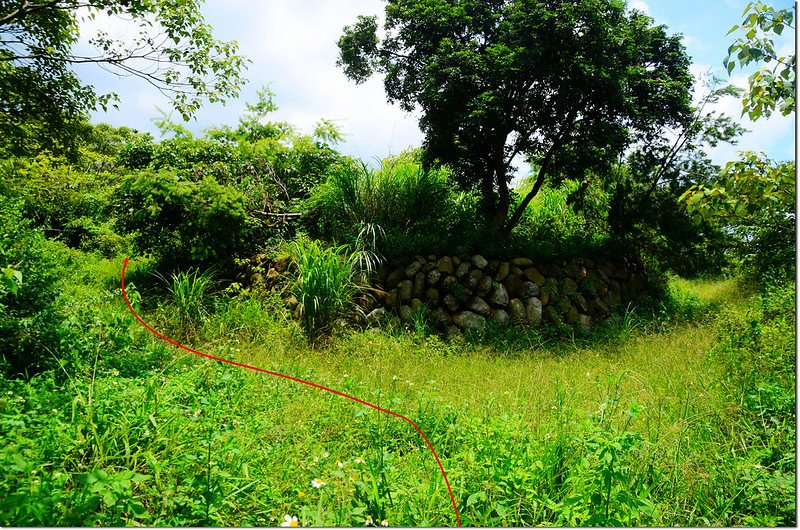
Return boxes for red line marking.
[121,257,462,527]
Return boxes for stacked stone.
[367,254,647,333]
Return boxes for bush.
[0,155,122,252]
[115,171,253,272]
[713,279,795,396]
[737,212,795,284]
[508,181,617,261]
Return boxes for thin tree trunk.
[501,139,561,237]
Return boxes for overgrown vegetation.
[0,0,794,526]
[0,260,794,526]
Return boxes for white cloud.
[217,0,423,159]
[81,0,422,160]
[78,0,792,168]
[706,78,795,164]
[685,64,795,165]
[628,0,651,14]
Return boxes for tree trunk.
[494,162,511,231]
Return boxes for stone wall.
[362,254,649,333]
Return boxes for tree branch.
[502,103,581,234]
[642,80,718,200]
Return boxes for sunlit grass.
[235,309,721,440]
[4,265,792,527]
[670,275,746,308]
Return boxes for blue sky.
[76,0,795,173]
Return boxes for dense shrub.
[0,192,69,375]
[115,171,252,272]
[118,93,347,226]
[713,279,795,398]
[0,155,126,254]
[735,212,795,284]
[507,180,618,261]
[708,278,796,525]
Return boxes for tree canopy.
[723,0,795,121]
[0,0,248,158]
[337,0,694,236]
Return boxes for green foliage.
[0,192,69,375]
[155,268,215,338]
[706,278,796,525]
[114,90,348,248]
[547,411,654,526]
[682,152,794,224]
[115,171,251,271]
[1,154,129,256]
[0,0,247,158]
[679,3,796,283]
[0,266,22,298]
[598,77,746,277]
[724,1,796,120]
[681,152,795,281]
[338,0,693,234]
[713,279,795,397]
[0,261,794,526]
[143,89,344,208]
[508,179,616,261]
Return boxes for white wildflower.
[280,514,299,527]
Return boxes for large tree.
[0,0,248,157]
[337,0,694,236]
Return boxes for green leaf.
[102,491,116,506]
[129,501,148,517]
[466,491,486,506]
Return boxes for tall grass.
[1,250,794,527]
[329,155,452,229]
[290,238,372,345]
[153,268,215,335]
[307,152,465,257]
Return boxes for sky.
[75,0,795,175]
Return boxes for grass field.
[0,257,794,526]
